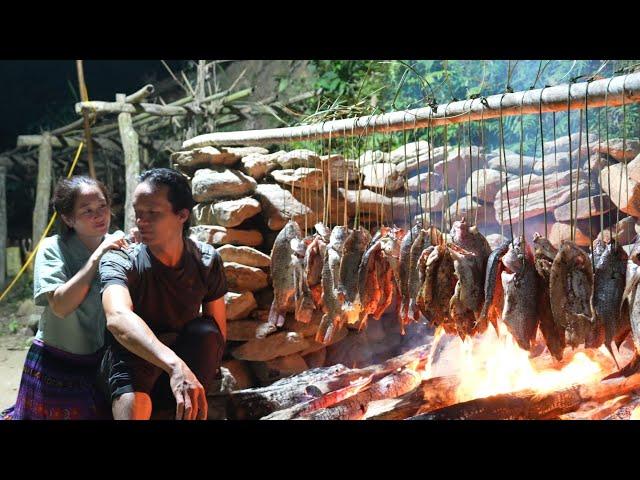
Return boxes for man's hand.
[169,359,208,420]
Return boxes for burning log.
[296,368,422,420]
[228,343,432,419]
[366,375,461,420]
[409,371,640,420]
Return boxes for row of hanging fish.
[267,216,640,363]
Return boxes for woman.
[2,176,129,420]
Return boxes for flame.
[631,406,640,420]
[421,323,613,403]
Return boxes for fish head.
[449,218,470,243]
[532,232,557,260]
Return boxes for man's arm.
[203,296,227,341]
[102,284,207,420]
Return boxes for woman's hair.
[52,176,112,235]
[139,168,194,235]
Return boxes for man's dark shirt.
[99,238,227,345]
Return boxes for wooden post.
[117,94,140,233]
[33,133,52,247]
[0,164,7,287]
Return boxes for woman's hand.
[93,233,130,261]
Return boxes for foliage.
[294,60,640,161]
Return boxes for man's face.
[133,182,188,247]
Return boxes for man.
[98,168,227,420]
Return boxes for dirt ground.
[0,334,29,410]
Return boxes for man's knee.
[112,392,152,420]
[185,316,223,339]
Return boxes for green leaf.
[278,78,289,93]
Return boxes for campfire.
[225,318,640,420]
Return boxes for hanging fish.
[591,239,628,361]
[549,240,596,348]
[269,220,303,327]
[478,238,511,335]
[501,236,540,351]
[316,226,350,343]
[532,232,565,361]
[449,244,484,339]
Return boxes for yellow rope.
[0,142,84,303]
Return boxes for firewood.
[297,368,421,420]
[228,365,350,419]
[366,375,460,420]
[410,371,640,420]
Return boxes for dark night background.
[0,60,187,151]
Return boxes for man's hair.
[139,168,194,235]
[52,175,112,236]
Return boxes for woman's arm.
[48,235,128,318]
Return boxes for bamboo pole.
[76,60,96,178]
[32,133,52,247]
[182,72,640,148]
[0,164,6,287]
[117,94,140,233]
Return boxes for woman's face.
[63,185,111,237]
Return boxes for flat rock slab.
[548,222,591,248]
[338,188,418,222]
[359,150,390,166]
[390,141,431,163]
[600,163,640,216]
[192,197,261,228]
[407,171,442,192]
[553,195,611,222]
[361,163,404,191]
[171,146,239,169]
[231,331,311,361]
[241,151,286,180]
[190,225,263,247]
[597,216,638,245]
[227,320,269,341]
[217,245,270,268]
[419,189,456,213]
[465,168,503,203]
[192,168,257,202]
[448,196,496,225]
[277,149,320,169]
[595,138,640,163]
[224,262,270,292]
[251,353,309,386]
[543,133,598,154]
[255,183,317,231]
[225,291,258,322]
[270,167,324,190]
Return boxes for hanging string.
[605,77,614,244]
[567,82,574,242]
[597,105,604,237]
[387,117,394,227]
[498,94,514,244]
[518,94,525,236]
[574,108,583,242]
[619,74,630,233]
[585,81,595,272]
[442,104,451,234]
[426,107,434,227]
[469,100,478,226]
[539,88,548,238]
[480,99,488,232]
[414,116,423,225]
[552,111,560,215]
[325,128,332,227]
[402,113,412,238]
[455,120,462,221]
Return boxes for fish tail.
[268,301,285,327]
[605,342,621,370]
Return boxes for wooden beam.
[125,84,155,103]
[33,133,52,247]
[117,98,140,233]
[76,100,188,116]
[181,72,640,148]
[17,135,83,149]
